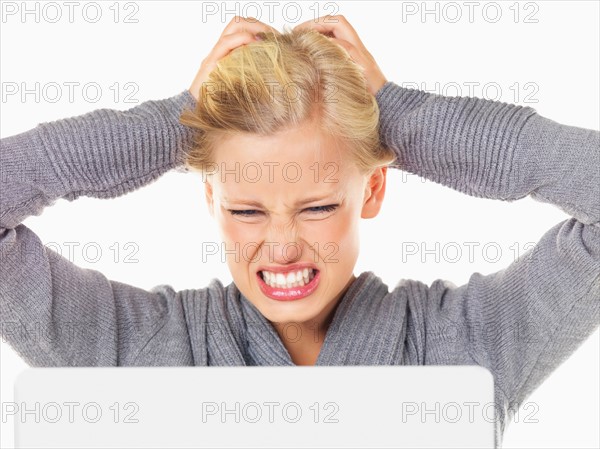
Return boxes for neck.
[271,273,357,365]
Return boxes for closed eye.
[228,209,262,216]
[304,204,338,213]
[227,204,339,217]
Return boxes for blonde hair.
[179,26,396,175]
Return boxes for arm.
[375,81,599,434]
[0,90,198,366]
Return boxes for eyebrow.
[222,195,335,208]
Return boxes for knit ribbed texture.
[1,84,598,448]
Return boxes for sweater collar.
[236,271,406,366]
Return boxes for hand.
[294,15,388,97]
[188,16,278,102]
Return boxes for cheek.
[304,208,360,258]
[218,216,265,272]
[306,215,353,242]
[218,213,262,244]
[219,217,243,242]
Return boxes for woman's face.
[204,118,387,335]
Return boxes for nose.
[264,222,303,265]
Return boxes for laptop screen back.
[11,366,495,448]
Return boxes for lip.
[256,266,320,301]
[256,262,318,273]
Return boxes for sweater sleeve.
[0,89,198,366]
[376,82,599,436]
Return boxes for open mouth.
[258,268,317,289]
[256,268,321,301]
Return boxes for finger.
[221,16,277,37]
[328,36,356,57]
[294,14,341,31]
[328,36,370,71]
[208,31,259,63]
[295,15,364,51]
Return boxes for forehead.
[214,122,346,168]
[210,123,360,197]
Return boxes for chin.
[257,298,322,323]
[235,273,340,326]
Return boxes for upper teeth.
[261,268,315,288]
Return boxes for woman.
[1,15,598,447]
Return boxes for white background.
[1,1,598,448]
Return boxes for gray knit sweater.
[1,81,598,447]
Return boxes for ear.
[361,166,388,219]
[204,177,215,218]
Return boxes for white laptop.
[11,366,494,448]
